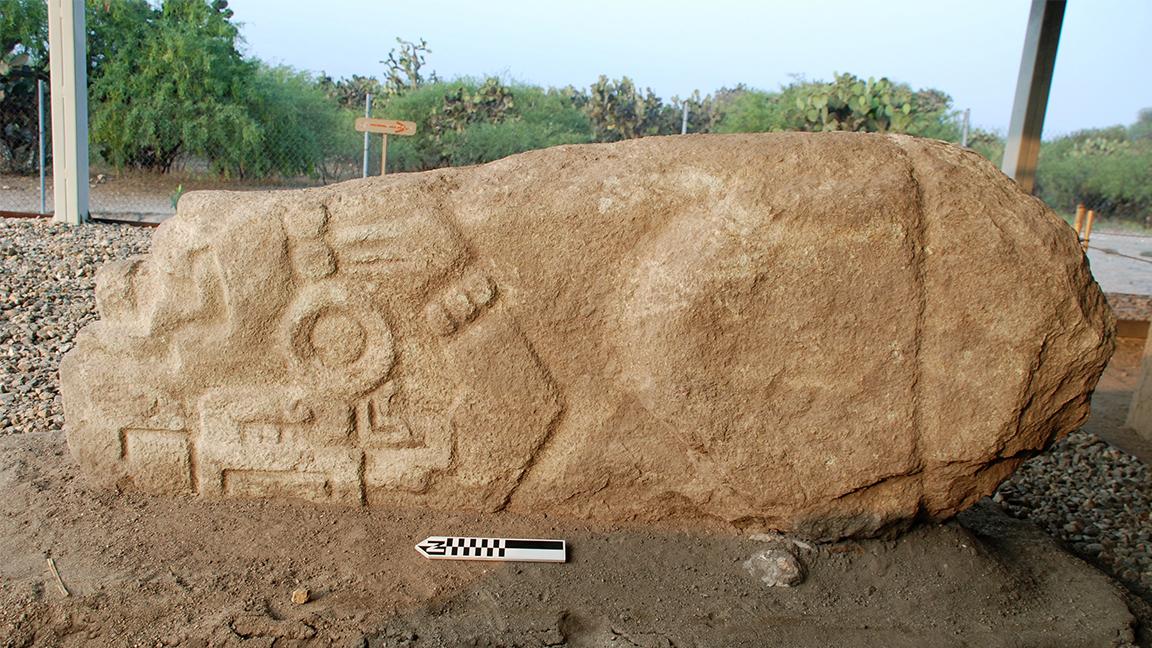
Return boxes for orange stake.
[1073,203,1085,236]
[1082,210,1096,250]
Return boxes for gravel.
[0,218,151,436]
[997,429,1152,600]
[1,217,1150,604]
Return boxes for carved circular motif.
[284,284,394,397]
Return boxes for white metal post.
[46,0,89,225]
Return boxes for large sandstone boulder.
[60,133,1114,539]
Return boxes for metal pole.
[681,102,689,135]
[38,79,46,215]
[362,93,372,177]
[960,108,970,148]
[1001,0,1066,193]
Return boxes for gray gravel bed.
[0,218,151,435]
[997,429,1152,600]
[1,219,1150,606]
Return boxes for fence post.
[681,102,689,135]
[960,108,970,148]
[362,93,372,178]
[38,78,46,215]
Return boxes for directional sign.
[415,536,567,563]
[355,118,417,136]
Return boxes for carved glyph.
[63,186,559,511]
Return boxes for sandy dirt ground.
[0,350,1149,647]
[0,428,1145,648]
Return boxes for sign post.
[354,118,417,175]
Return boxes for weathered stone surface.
[60,133,1114,539]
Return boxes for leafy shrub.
[713,90,789,133]
[1036,113,1152,220]
[225,65,358,180]
[716,73,960,139]
[378,80,593,172]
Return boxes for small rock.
[743,548,805,588]
[290,588,310,605]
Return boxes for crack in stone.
[894,138,930,479]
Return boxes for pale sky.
[229,0,1152,137]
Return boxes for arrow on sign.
[415,536,567,563]
[354,117,417,136]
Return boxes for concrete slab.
[1086,233,1152,296]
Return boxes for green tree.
[0,0,48,63]
[221,65,357,180]
[87,0,259,173]
[370,80,462,171]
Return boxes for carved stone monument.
[61,133,1114,539]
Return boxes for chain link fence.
[0,73,51,216]
[1,84,380,224]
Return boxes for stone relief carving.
[67,192,559,511]
[62,133,1113,539]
